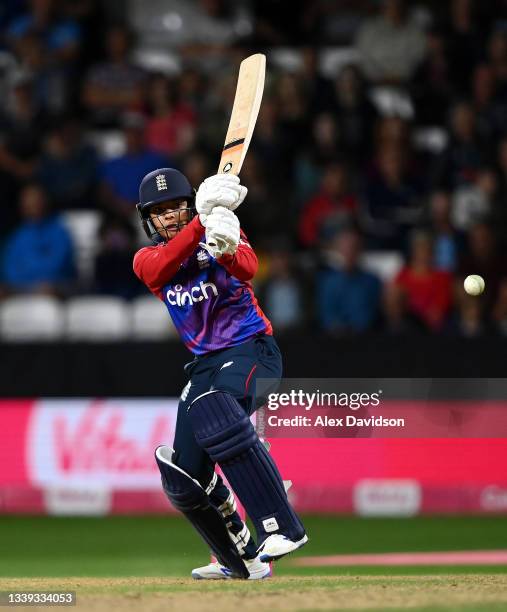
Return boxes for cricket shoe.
[258,533,309,562]
[191,555,272,580]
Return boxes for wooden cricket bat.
[208,54,266,256]
[218,53,266,175]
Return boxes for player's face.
[149,199,190,241]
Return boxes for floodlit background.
[1,0,507,599]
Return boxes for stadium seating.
[0,295,64,341]
[0,295,182,342]
[65,296,131,341]
[131,295,178,340]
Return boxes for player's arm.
[133,215,204,289]
[205,207,257,281]
[217,231,257,281]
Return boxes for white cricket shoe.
[258,533,309,562]
[191,555,272,580]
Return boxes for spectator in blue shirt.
[318,226,381,334]
[37,116,98,210]
[7,0,81,63]
[1,183,75,294]
[258,243,303,331]
[99,112,170,220]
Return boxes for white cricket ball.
[464,274,485,296]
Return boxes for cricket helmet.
[136,168,196,242]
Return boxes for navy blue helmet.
[136,168,196,242]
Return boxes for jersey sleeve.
[133,215,204,291]
[217,229,258,281]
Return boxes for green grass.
[1,517,507,612]
[1,515,507,577]
[1,575,505,612]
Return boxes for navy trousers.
[171,334,282,558]
[172,333,282,486]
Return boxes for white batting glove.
[200,206,240,258]
[195,174,248,221]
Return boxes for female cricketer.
[133,168,307,580]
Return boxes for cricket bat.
[208,53,266,256]
[218,53,266,175]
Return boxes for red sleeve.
[133,215,204,291]
[217,229,258,281]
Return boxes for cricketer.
[133,168,308,579]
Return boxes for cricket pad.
[155,445,249,579]
[189,390,306,544]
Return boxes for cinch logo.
[166,282,218,306]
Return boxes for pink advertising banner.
[1,399,507,515]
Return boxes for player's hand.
[195,174,247,219]
[202,206,240,258]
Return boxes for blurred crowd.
[1,0,507,338]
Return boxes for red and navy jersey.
[133,215,272,355]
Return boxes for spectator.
[93,215,141,299]
[294,113,340,207]
[355,0,427,84]
[1,183,75,294]
[457,221,507,311]
[361,144,424,250]
[374,116,411,152]
[82,24,146,127]
[452,293,491,337]
[451,168,497,230]
[180,150,212,189]
[299,47,334,114]
[299,162,358,249]
[6,0,81,67]
[411,27,453,125]
[331,65,377,163]
[10,31,69,113]
[317,227,381,334]
[236,153,286,247]
[0,73,46,237]
[471,63,507,145]
[99,112,169,220]
[258,244,303,331]
[178,68,207,116]
[251,96,287,178]
[37,115,98,210]
[198,70,240,154]
[427,191,464,272]
[487,29,507,96]
[145,74,197,159]
[274,73,310,180]
[443,0,483,94]
[308,113,341,167]
[386,231,453,331]
[433,100,487,189]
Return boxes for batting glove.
[195,174,248,221]
[200,206,240,258]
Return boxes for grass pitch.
[1,516,507,611]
